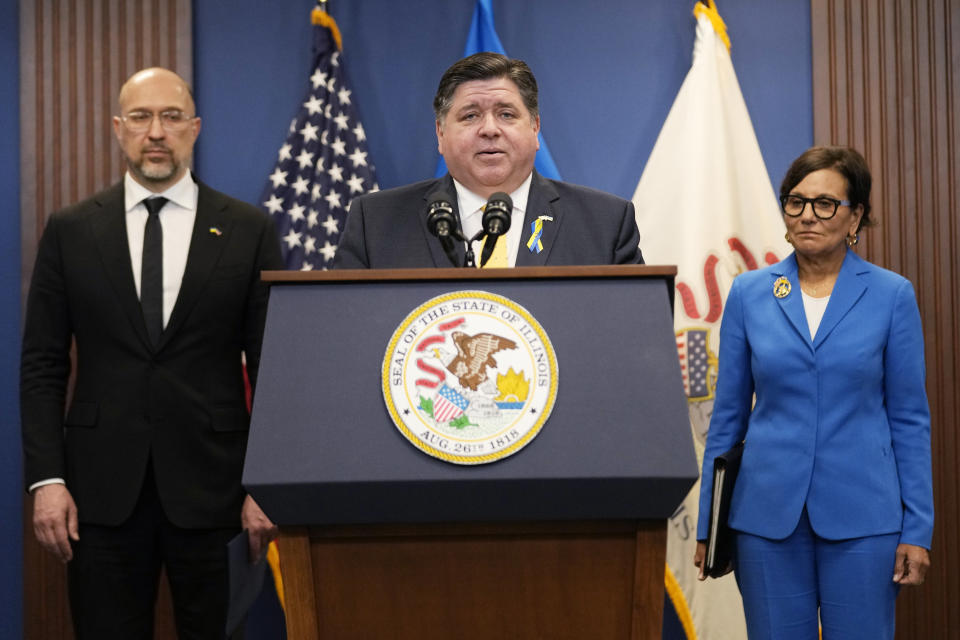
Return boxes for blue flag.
[261,10,379,270]
[435,0,561,180]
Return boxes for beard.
[126,147,182,184]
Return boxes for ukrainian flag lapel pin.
[209,227,222,236]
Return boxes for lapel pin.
[526,215,553,254]
[773,276,791,298]
[209,227,222,236]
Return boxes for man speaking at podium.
[333,52,644,269]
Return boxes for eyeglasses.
[119,110,196,133]
[779,194,851,220]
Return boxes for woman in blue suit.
[693,146,933,639]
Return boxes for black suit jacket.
[20,178,282,529]
[333,171,644,268]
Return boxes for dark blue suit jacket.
[332,171,643,268]
[697,250,933,548]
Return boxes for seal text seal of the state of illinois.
[382,291,558,465]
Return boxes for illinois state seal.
[382,291,558,464]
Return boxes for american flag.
[261,10,378,270]
[677,329,710,399]
[433,385,470,423]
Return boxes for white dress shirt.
[124,171,199,328]
[454,172,532,268]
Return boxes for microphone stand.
[463,231,485,268]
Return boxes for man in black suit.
[21,67,282,639]
[333,52,643,269]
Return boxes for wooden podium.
[244,266,697,640]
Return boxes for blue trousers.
[734,509,900,640]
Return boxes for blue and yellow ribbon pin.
[526,215,553,253]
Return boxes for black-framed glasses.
[779,194,851,220]
[119,110,196,133]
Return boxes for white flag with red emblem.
[632,2,791,639]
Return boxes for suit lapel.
[421,175,465,268]
[812,250,868,350]
[772,254,814,350]
[157,181,231,350]
[516,171,561,267]
[89,183,154,349]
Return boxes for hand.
[241,495,278,563]
[693,540,733,580]
[893,543,930,585]
[32,484,79,563]
[694,541,707,581]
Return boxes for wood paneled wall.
[811,1,959,637]
[19,2,192,638]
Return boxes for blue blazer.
[696,250,933,548]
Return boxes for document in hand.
[225,530,267,635]
[704,441,745,578]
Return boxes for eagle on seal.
[441,331,517,391]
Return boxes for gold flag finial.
[693,0,731,51]
[311,1,343,51]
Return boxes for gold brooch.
[773,276,791,298]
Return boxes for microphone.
[425,192,463,267]
[479,192,512,267]
[482,192,512,237]
[426,192,458,239]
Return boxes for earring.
[784,232,792,245]
[847,232,859,246]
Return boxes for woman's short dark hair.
[433,52,539,123]
[780,146,874,231]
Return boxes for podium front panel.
[244,271,697,525]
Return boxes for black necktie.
[141,196,168,346]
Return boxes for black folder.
[704,441,744,578]
[225,530,267,635]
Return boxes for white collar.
[124,171,198,213]
[452,172,533,221]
